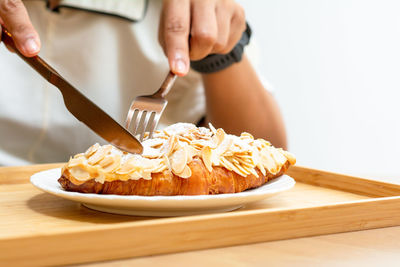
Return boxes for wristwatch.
[190,22,252,74]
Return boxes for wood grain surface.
[1,164,400,266]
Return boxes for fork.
[125,71,177,141]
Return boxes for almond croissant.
[58,123,295,195]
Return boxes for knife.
[1,27,143,154]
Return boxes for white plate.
[30,168,295,217]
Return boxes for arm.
[159,0,287,148]
[202,56,287,149]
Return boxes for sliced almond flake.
[178,135,192,143]
[260,147,281,175]
[193,146,205,152]
[152,143,164,149]
[94,172,106,183]
[163,154,172,171]
[257,138,272,147]
[162,129,171,137]
[175,165,192,178]
[257,163,267,176]
[163,123,197,136]
[116,159,137,175]
[128,171,142,180]
[212,128,226,146]
[97,156,113,168]
[153,164,167,173]
[115,173,130,181]
[140,158,160,172]
[280,149,296,165]
[201,146,213,172]
[209,123,217,134]
[99,154,121,173]
[141,171,152,180]
[269,147,287,166]
[149,158,166,172]
[154,134,169,140]
[186,145,198,162]
[250,149,260,165]
[166,134,179,156]
[236,158,255,169]
[143,138,165,148]
[142,146,163,159]
[170,145,187,174]
[211,137,233,165]
[220,157,235,171]
[236,153,253,158]
[240,132,254,140]
[192,139,213,149]
[218,136,234,154]
[68,157,86,167]
[233,161,251,176]
[229,163,248,177]
[198,126,212,135]
[230,157,240,165]
[222,151,234,157]
[69,166,91,181]
[87,145,112,165]
[85,143,100,158]
[248,167,259,177]
[142,153,163,159]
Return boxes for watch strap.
[190,23,252,73]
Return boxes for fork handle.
[152,71,177,98]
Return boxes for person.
[0,0,287,166]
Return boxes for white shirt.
[0,0,206,165]
[0,0,266,166]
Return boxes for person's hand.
[0,0,40,56]
[159,0,246,76]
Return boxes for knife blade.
[1,27,143,154]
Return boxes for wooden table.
[76,226,400,266]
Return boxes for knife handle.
[1,26,62,83]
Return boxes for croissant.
[58,123,296,195]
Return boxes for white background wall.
[239,0,400,181]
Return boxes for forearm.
[202,55,287,149]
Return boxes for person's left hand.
[159,0,246,76]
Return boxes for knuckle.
[237,5,245,18]
[0,0,22,13]
[165,19,187,34]
[213,41,226,52]
[189,52,205,61]
[219,46,232,54]
[193,30,216,46]
[13,22,29,34]
[234,5,246,25]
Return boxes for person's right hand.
[0,0,40,56]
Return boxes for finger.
[0,0,40,57]
[1,20,16,53]
[224,5,246,54]
[211,6,231,54]
[189,0,217,60]
[161,0,190,76]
